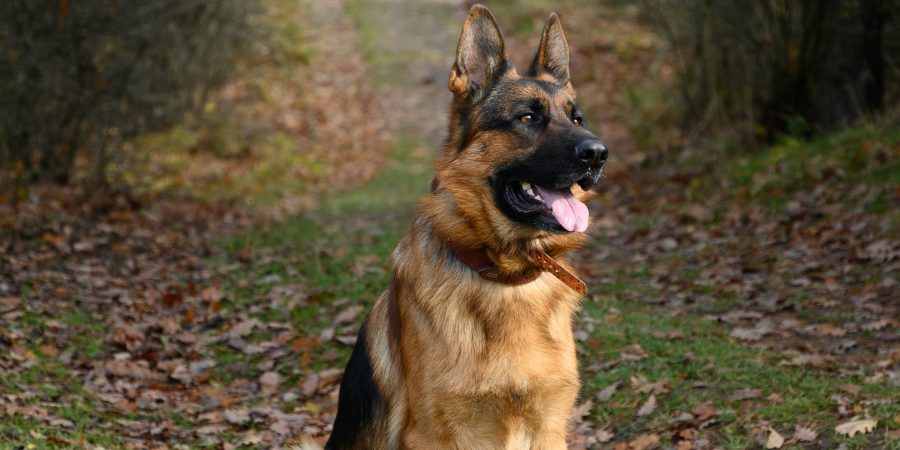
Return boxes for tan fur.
[364,215,582,449]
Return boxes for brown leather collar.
[447,242,540,286]
[433,176,587,294]
[447,242,587,294]
[530,250,588,294]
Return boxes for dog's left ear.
[449,4,507,102]
[528,13,570,86]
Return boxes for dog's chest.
[432,279,580,393]
[479,307,577,389]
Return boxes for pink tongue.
[533,185,589,232]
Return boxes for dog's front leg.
[403,420,511,450]
[530,430,568,450]
[528,389,577,450]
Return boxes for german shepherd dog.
[323,4,607,449]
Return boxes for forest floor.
[1,0,897,449]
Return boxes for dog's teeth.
[520,182,538,199]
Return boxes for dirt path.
[347,0,462,147]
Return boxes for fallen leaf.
[301,373,320,396]
[223,408,250,425]
[861,319,890,331]
[620,344,648,361]
[837,384,861,396]
[793,425,817,442]
[201,286,223,303]
[316,368,344,389]
[259,371,281,395]
[572,400,593,420]
[596,429,614,443]
[860,239,897,262]
[631,375,670,394]
[161,290,184,307]
[691,402,717,422]
[195,424,229,435]
[834,419,877,437]
[676,428,698,441]
[816,323,847,337]
[628,433,660,450]
[0,296,21,311]
[637,394,657,416]
[239,430,266,445]
[683,204,711,222]
[229,318,262,338]
[334,305,362,325]
[781,354,833,368]
[29,429,46,440]
[659,238,678,251]
[49,418,74,428]
[595,381,621,402]
[189,359,215,376]
[630,375,648,387]
[641,379,670,395]
[730,327,764,341]
[170,363,193,385]
[270,420,291,435]
[651,330,684,340]
[765,427,784,449]
[318,327,335,341]
[729,388,762,401]
[136,390,167,410]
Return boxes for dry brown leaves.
[834,419,878,437]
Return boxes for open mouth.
[499,178,592,233]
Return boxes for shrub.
[0,0,259,187]
[643,0,896,143]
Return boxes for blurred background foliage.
[0,0,260,189]
[0,0,895,197]
[643,0,897,144]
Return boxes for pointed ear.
[448,4,507,101]
[528,12,570,85]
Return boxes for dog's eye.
[573,116,584,126]
[518,113,535,124]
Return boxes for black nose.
[575,140,608,167]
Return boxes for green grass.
[690,122,900,214]
[579,296,898,449]
[0,354,123,448]
[731,125,900,190]
[209,139,431,379]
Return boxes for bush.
[643,0,896,143]
[0,0,259,187]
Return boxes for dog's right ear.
[528,12,570,86]
[449,4,507,102]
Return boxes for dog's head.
[429,4,606,256]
